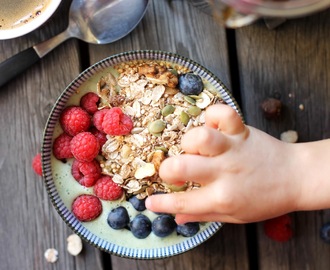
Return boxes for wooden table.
[1,0,330,269]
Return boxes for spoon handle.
[0,48,40,88]
[0,30,70,89]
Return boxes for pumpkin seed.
[184,96,196,105]
[187,105,202,117]
[189,95,202,100]
[148,119,166,134]
[180,111,190,126]
[161,105,175,117]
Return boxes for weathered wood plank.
[0,1,104,269]
[235,11,330,269]
[88,0,249,269]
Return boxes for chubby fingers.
[181,126,230,156]
[145,187,215,216]
[205,104,245,135]
[159,154,218,185]
[174,213,245,224]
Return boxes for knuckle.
[173,196,187,213]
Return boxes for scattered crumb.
[280,130,298,143]
[44,248,58,263]
[67,234,83,256]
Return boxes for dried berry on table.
[260,97,282,119]
[320,222,330,244]
[263,214,293,242]
[32,153,42,176]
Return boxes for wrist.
[291,139,330,211]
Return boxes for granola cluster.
[97,60,222,199]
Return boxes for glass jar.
[206,0,330,27]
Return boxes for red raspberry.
[102,107,133,136]
[53,133,73,160]
[264,214,293,242]
[32,153,42,176]
[93,175,123,201]
[80,92,100,115]
[70,132,100,162]
[72,194,102,222]
[60,106,91,136]
[71,159,102,187]
[90,127,107,149]
[92,108,110,132]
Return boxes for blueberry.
[129,196,146,211]
[130,214,152,239]
[152,214,177,237]
[107,206,130,229]
[178,73,204,96]
[177,222,200,237]
[320,222,330,244]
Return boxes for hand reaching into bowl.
[146,104,330,224]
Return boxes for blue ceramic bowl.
[42,50,241,259]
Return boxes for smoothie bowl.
[42,50,241,259]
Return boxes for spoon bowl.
[0,0,150,88]
[66,0,149,44]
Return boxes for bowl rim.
[41,49,241,259]
[0,0,62,40]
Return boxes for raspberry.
[72,194,102,222]
[53,133,73,160]
[60,106,91,136]
[70,132,100,162]
[93,175,123,201]
[32,153,42,176]
[80,92,100,115]
[102,107,133,136]
[90,127,107,149]
[71,159,102,187]
[92,108,110,132]
[264,214,293,242]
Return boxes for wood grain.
[0,1,105,269]
[235,11,330,270]
[1,0,330,269]
[87,0,248,269]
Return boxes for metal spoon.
[0,0,149,88]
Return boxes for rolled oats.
[97,60,223,198]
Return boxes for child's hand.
[146,104,300,224]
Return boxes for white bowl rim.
[0,0,62,40]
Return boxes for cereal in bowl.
[51,59,224,242]
[97,61,222,199]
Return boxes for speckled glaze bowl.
[41,50,241,259]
